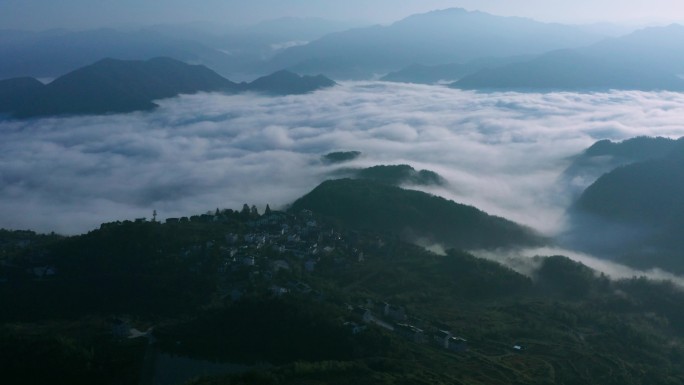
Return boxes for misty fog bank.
[473,247,684,288]
[2,82,684,235]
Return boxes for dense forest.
[2,198,684,384]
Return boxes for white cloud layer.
[2,82,684,235]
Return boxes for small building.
[111,318,131,338]
[299,209,313,218]
[242,256,255,266]
[294,281,312,294]
[271,285,289,297]
[304,259,316,272]
[165,218,180,224]
[271,260,291,272]
[448,337,468,353]
[384,304,407,321]
[344,321,367,335]
[230,289,243,302]
[433,330,452,349]
[395,323,424,343]
[352,307,373,323]
[29,265,57,279]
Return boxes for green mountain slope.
[3,206,684,384]
[560,136,680,198]
[566,139,684,272]
[290,178,543,249]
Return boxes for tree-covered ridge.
[577,153,684,224]
[290,178,543,250]
[582,136,679,160]
[2,205,684,384]
[328,164,446,187]
[566,138,684,272]
[353,164,445,186]
[322,151,362,164]
[559,136,682,200]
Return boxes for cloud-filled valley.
[3,82,684,236]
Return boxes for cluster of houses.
[162,207,474,355]
[0,231,58,282]
[348,300,469,354]
[92,208,369,298]
[3,208,475,356]
[164,209,369,303]
[163,208,472,356]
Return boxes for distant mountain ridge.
[266,8,602,79]
[0,28,237,80]
[380,56,534,84]
[0,57,335,118]
[248,70,335,95]
[452,24,684,91]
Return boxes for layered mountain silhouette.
[290,178,544,250]
[321,151,362,164]
[564,137,684,272]
[576,141,684,225]
[560,136,679,198]
[0,19,365,80]
[0,28,238,80]
[583,24,684,76]
[331,164,446,187]
[248,70,335,95]
[266,8,602,79]
[453,25,684,91]
[0,77,45,113]
[354,165,445,186]
[380,56,533,84]
[0,57,335,118]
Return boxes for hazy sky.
[2,0,683,31]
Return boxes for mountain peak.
[0,58,338,118]
[247,70,335,95]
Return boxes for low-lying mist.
[473,247,684,288]
[2,82,684,235]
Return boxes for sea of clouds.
[2,82,684,237]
